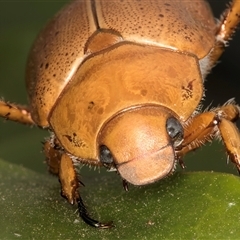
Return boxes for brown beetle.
[1,0,240,228]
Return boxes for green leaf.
[1,158,240,239]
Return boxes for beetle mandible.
[1,0,240,228]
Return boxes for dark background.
[0,0,240,175]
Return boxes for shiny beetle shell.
[26,0,216,185]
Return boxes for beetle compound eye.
[99,145,115,169]
[166,117,184,146]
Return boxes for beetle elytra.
[1,0,240,228]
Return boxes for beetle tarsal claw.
[178,158,186,169]
[122,179,129,192]
[77,197,114,229]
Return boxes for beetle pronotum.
[1,0,240,228]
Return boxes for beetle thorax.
[49,44,203,170]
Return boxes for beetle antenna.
[77,197,114,228]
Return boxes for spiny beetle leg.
[45,138,113,228]
[0,100,35,125]
[177,102,240,173]
[209,0,240,68]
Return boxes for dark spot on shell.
[97,107,104,115]
[45,63,49,69]
[187,79,195,91]
[63,135,73,142]
[159,14,164,18]
[181,79,196,100]
[88,101,95,110]
[141,89,147,96]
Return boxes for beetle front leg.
[44,139,113,228]
[0,100,35,125]
[60,153,113,228]
[177,102,240,172]
[44,141,61,175]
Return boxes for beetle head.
[98,106,183,185]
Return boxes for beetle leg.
[44,141,61,175]
[60,153,114,228]
[218,118,240,172]
[177,102,240,171]
[59,153,80,204]
[44,139,113,228]
[209,0,240,67]
[0,100,35,125]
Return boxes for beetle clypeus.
[1,0,240,228]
